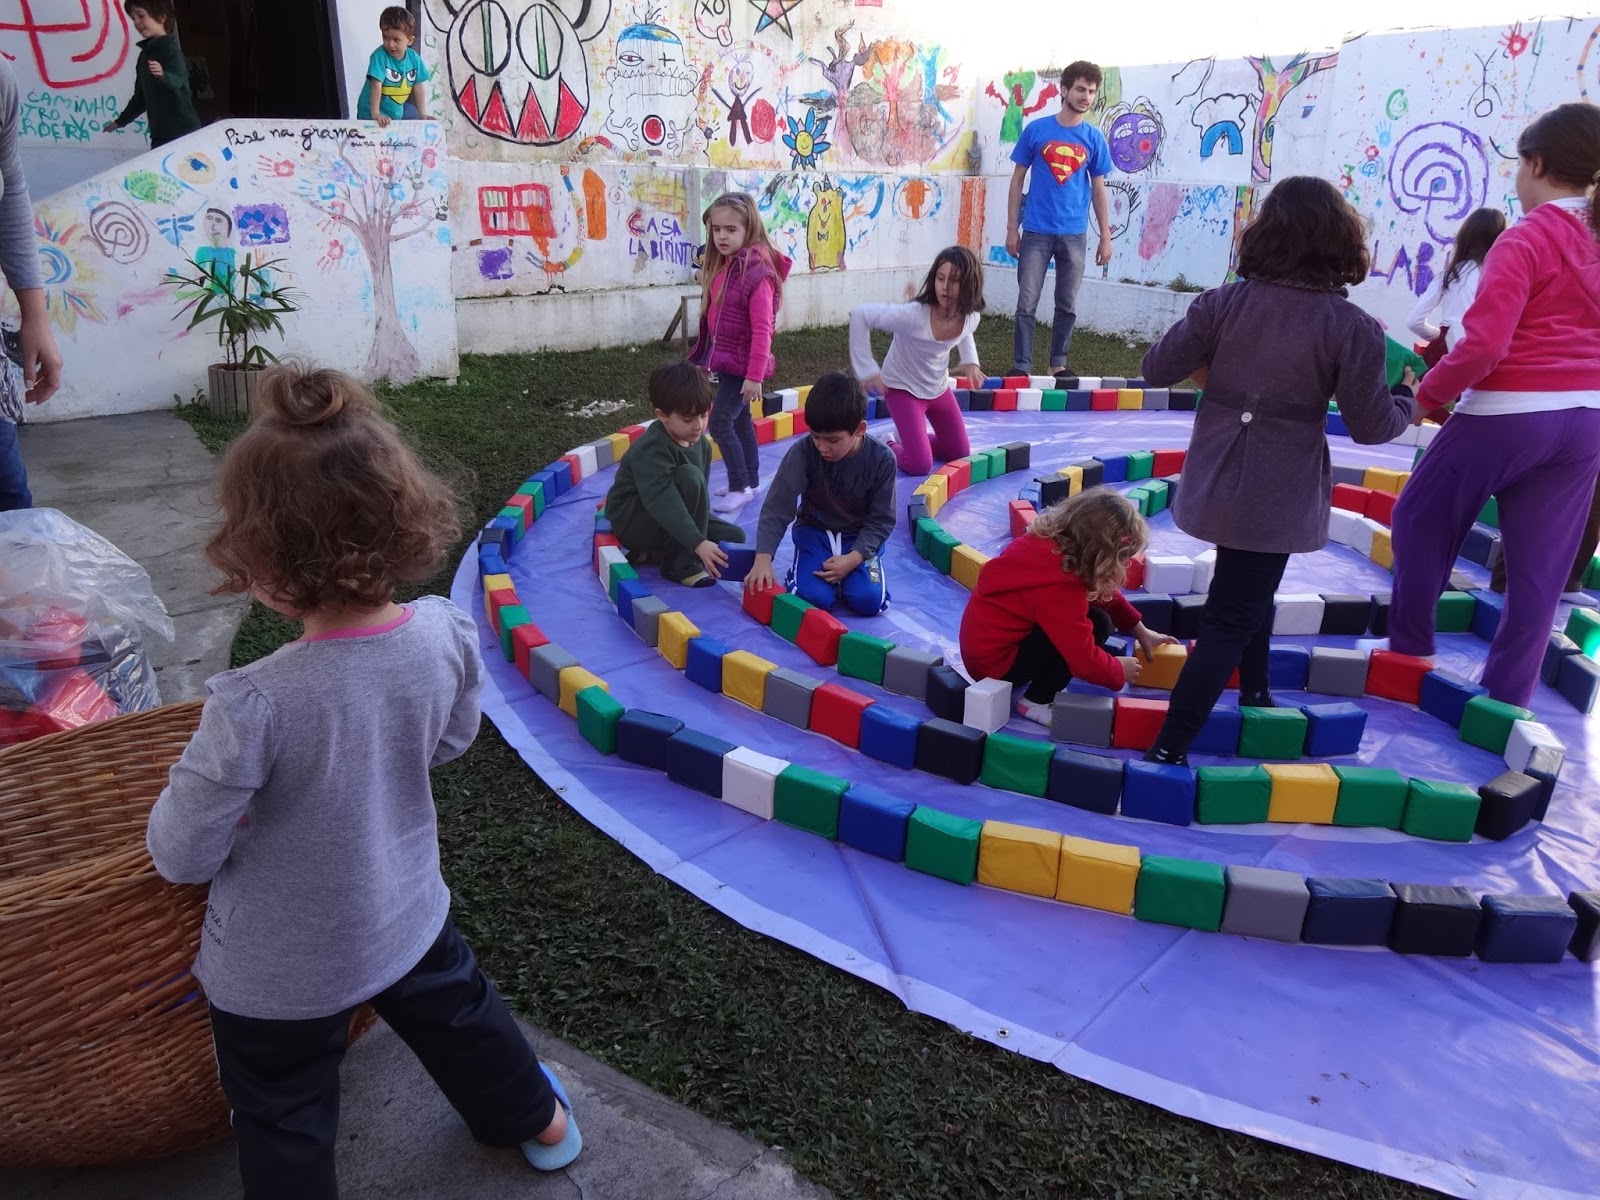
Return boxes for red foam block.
[1331,483,1372,513]
[742,582,778,624]
[1112,697,1169,750]
[1365,489,1397,525]
[486,587,518,634]
[593,533,621,573]
[1008,500,1037,539]
[1366,649,1432,704]
[1123,554,1146,591]
[791,408,809,434]
[796,606,848,666]
[560,455,582,485]
[622,424,646,442]
[1151,448,1186,476]
[1002,374,1031,388]
[512,621,551,677]
[1090,389,1119,411]
[810,683,874,748]
[753,416,776,444]
[992,389,1019,412]
[950,460,972,492]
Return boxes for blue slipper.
[521,1063,582,1171]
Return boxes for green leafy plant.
[164,253,301,369]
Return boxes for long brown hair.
[1517,102,1600,241]
[699,191,781,305]
[1235,175,1370,291]
[911,246,986,315]
[1441,207,1507,290]
[207,363,462,614]
[1028,487,1148,598]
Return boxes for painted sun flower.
[782,108,832,169]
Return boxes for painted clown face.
[1107,106,1162,173]
[443,0,611,145]
[603,21,698,153]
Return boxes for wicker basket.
[0,701,373,1168]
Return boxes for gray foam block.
[881,646,942,700]
[1330,463,1368,488]
[631,596,670,647]
[528,643,579,704]
[764,667,822,727]
[1050,693,1115,747]
[1221,865,1310,942]
[1307,647,1370,697]
[589,438,615,469]
[1142,387,1170,410]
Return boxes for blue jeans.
[708,372,760,492]
[1013,231,1087,372]
[0,418,30,511]
[787,524,888,616]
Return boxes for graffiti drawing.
[1245,52,1339,183]
[123,169,182,206]
[235,204,291,247]
[1501,21,1529,57]
[428,0,611,146]
[1581,24,1599,101]
[85,200,148,264]
[843,38,962,167]
[155,212,194,249]
[603,18,697,154]
[984,71,1056,145]
[750,0,802,38]
[1103,98,1163,173]
[1386,121,1489,244]
[1191,93,1249,159]
[193,207,237,293]
[955,176,985,253]
[805,178,845,270]
[693,0,731,48]
[1369,239,1437,296]
[33,210,107,330]
[806,22,867,119]
[782,106,832,168]
[0,0,130,89]
[477,245,516,279]
[892,177,937,221]
[1090,179,1140,243]
[1468,51,1501,119]
[710,52,768,145]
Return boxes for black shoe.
[1240,691,1275,709]
[1143,746,1189,768]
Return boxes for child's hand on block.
[815,551,863,584]
[1120,656,1143,684]
[694,540,728,579]
[746,553,776,592]
[1131,622,1178,660]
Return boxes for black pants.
[209,917,556,1200]
[1151,546,1288,758]
[1002,607,1115,704]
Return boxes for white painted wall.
[333,0,394,119]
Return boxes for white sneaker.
[712,488,755,514]
[1015,699,1052,727]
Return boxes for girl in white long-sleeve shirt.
[1407,207,1507,363]
[849,246,985,474]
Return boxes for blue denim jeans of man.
[1012,231,1087,373]
[0,418,31,511]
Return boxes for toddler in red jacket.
[960,488,1175,724]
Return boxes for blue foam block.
[616,709,685,770]
[594,516,612,536]
[1326,410,1350,438]
[1099,454,1129,483]
[859,705,921,769]
[719,544,756,583]
[684,636,731,693]
[1046,748,1123,814]
[1120,760,1195,826]
[1469,589,1505,640]
[664,727,734,797]
[1417,668,1488,729]
[1018,481,1042,505]
[1190,705,1242,756]
[1461,524,1498,565]
[838,784,916,861]
[1556,653,1600,714]
[533,466,566,500]
[982,375,1005,389]
[488,514,520,543]
[478,551,508,576]
[1267,645,1310,690]
[479,521,510,552]
[1065,389,1092,411]
[1476,894,1578,962]
[1300,702,1368,757]
[615,578,652,626]
[1302,878,1396,945]
[1136,594,1175,635]
[954,389,971,411]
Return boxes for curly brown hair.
[1028,487,1148,598]
[1235,175,1370,291]
[207,364,463,614]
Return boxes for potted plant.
[164,252,300,418]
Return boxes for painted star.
[750,0,803,37]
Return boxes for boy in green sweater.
[106,0,203,148]
[607,362,747,588]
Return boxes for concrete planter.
[206,364,259,420]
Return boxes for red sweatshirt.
[1417,200,1600,412]
[959,532,1142,691]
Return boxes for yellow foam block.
[557,667,609,717]
[1363,466,1403,494]
[1395,471,1411,493]
[1116,388,1143,410]
[710,440,722,461]
[1055,835,1142,913]
[482,573,514,624]
[978,820,1062,897]
[1134,641,1188,690]
[657,611,700,669]
[795,384,811,404]
[771,411,794,440]
[1264,762,1339,824]
[1370,527,1394,570]
[924,474,949,508]
[606,432,631,461]
[951,544,989,590]
[1055,464,1084,495]
[721,650,777,709]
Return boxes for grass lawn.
[184,318,1436,1200]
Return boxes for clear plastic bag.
[0,508,175,746]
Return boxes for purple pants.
[884,386,970,475]
[1390,406,1600,705]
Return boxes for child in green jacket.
[107,0,202,148]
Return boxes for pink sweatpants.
[884,386,970,475]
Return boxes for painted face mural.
[434,0,611,145]
[603,21,698,154]
[1104,100,1163,173]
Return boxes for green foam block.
[905,805,981,884]
[929,529,961,574]
[837,631,895,685]
[576,686,624,754]
[979,731,1053,797]
[1134,855,1226,931]
[1458,695,1534,755]
[499,605,531,661]
[914,516,939,560]
[1564,606,1600,656]
[1435,590,1476,633]
[1238,707,1307,759]
[1126,450,1154,481]
[1332,766,1408,828]
[774,765,849,839]
[515,478,547,517]
[1401,778,1480,842]
[607,560,638,604]
[771,593,814,643]
[1196,765,1270,825]
[965,454,991,484]
[1041,389,1068,411]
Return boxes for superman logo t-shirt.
[1010,114,1111,235]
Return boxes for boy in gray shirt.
[746,372,896,615]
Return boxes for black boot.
[1142,745,1189,768]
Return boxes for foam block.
[905,806,982,884]
[1056,836,1141,913]
[1121,760,1195,826]
[1188,704,1242,756]
[1238,707,1306,759]
[1272,594,1325,635]
[770,593,813,642]
[1046,748,1122,814]
[963,677,1013,733]
[857,704,921,769]
[1474,770,1542,840]
[1459,695,1534,754]
[916,717,987,784]
[925,664,969,721]
[1318,594,1373,635]
[1401,778,1480,842]
[1133,594,1175,637]
[721,650,777,710]
[1332,766,1408,828]
[1306,647,1369,697]
[684,636,730,693]
[616,709,683,769]
[810,683,874,748]
[614,578,652,629]
[980,731,1054,796]
[1264,762,1339,823]
[1144,556,1195,595]
[630,596,670,647]
[665,728,734,797]
[1388,884,1482,956]
[1300,702,1368,756]
[1568,891,1600,962]
[575,686,625,754]
[1302,878,1397,945]
[1112,697,1167,750]
[1172,593,1208,638]
[763,667,821,728]
[1267,645,1311,690]
[838,784,916,860]
[795,607,848,666]
[527,643,579,705]
[657,611,700,669]
[1221,865,1310,942]
[1196,765,1270,824]
[1542,633,1580,684]
[1477,894,1578,963]
[1504,720,1564,777]
[1417,669,1488,729]
[838,631,895,685]
[1365,649,1432,704]
[1135,855,1226,931]
[773,764,850,838]
[1563,605,1600,656]
[1468,589,1504,640]
[1555,653,1600,714]
[977,820,1063,897]
[1050,693,1115,747]
[1133,642,1187,690]
[511,622,551,678]
[721,746,790,819]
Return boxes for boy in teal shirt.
[358,6,430,127]
[106,0,202,147]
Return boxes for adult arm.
[1335,319,1417,443]
[1005,163,1027,256]
[146,677,274,884]
[755,444,807,556]
[1414,234,1534,411]
[1406,272,1444,342]
[0,69,58,404]
[430,608,483,768]
[744,277,775,379]
[1140,289,1218,386]
[1091,174,1112,266]
[851,453,898,560]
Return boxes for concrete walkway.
[4,410,833,1200]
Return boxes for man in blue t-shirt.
[357,6,430,127]
[1005,61,1112,376]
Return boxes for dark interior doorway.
[176,0,344,123]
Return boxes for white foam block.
[964,677,1013,733]
[568,444,599,479]
[1144,555,1195,596]
[1190,548,1216,594]
[721,746,789,819]
[1360,516,1390,552]
[1504,720,1564,777]
[1416,422,1439,447]
[1328,508,1364,549]
[778,388,801,411]
[1075,375,1103,390]
[1029,375,1058,389]
[1272,593,1326,635]
[1390,424,1420,446]
[596,544,628,576]
[1017,388,1044,411]
[1345,514,1377,555]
